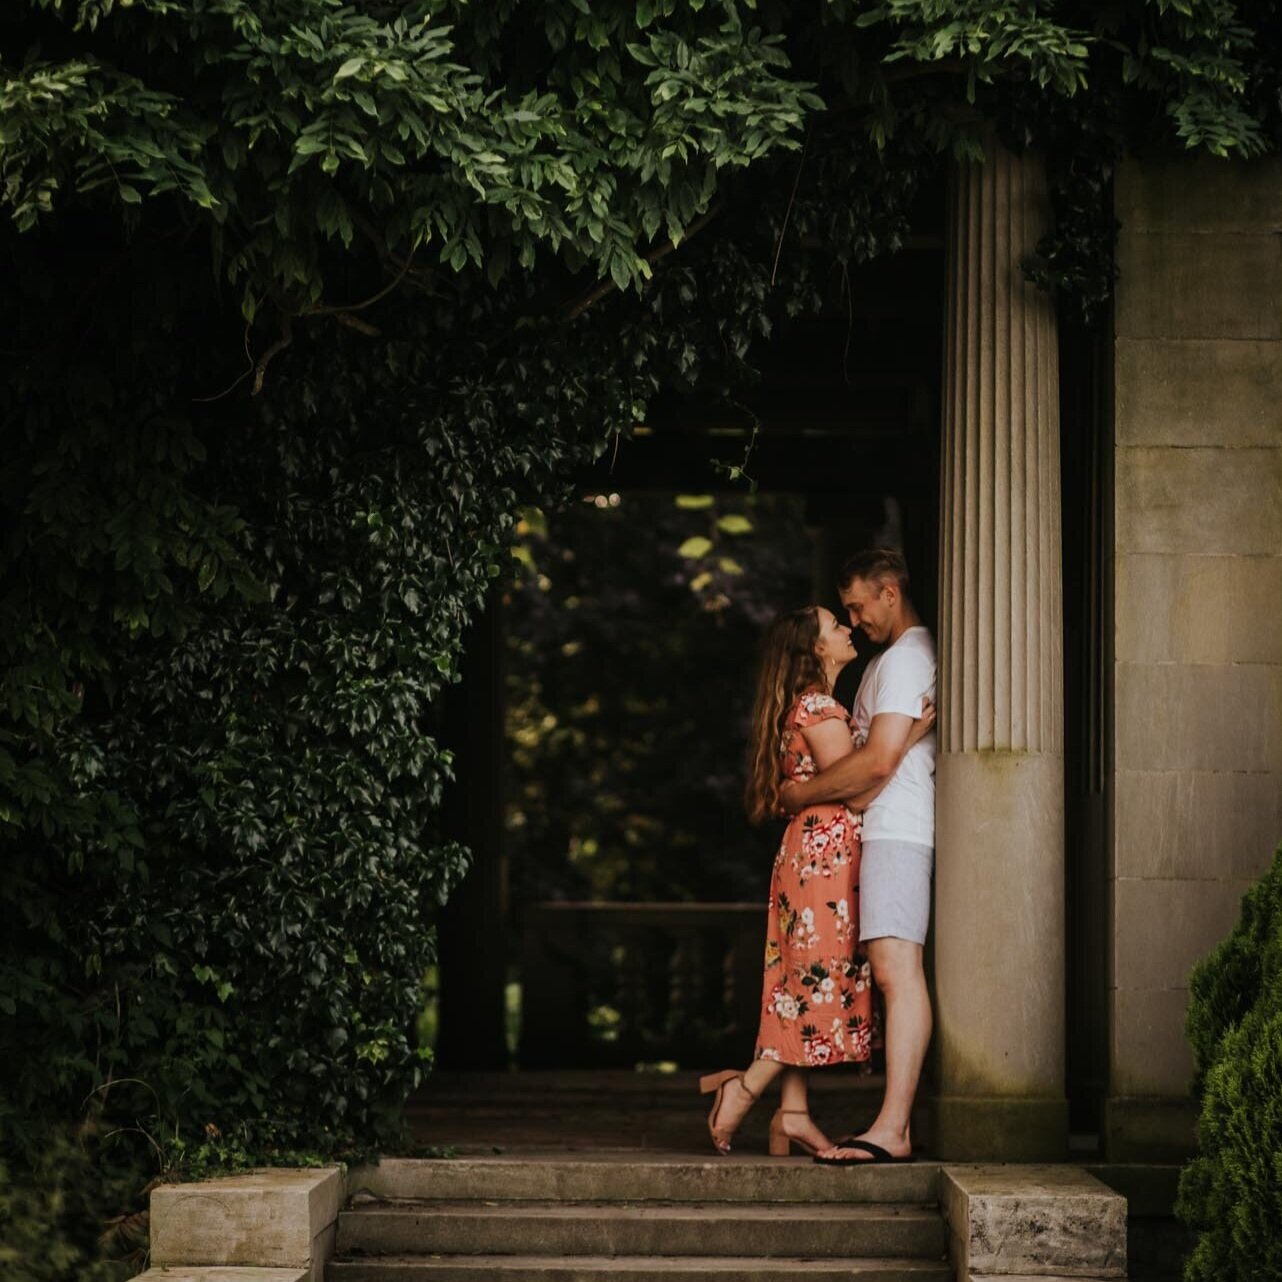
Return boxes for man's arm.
[781,712,914,813]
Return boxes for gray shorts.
[859,839,934,945]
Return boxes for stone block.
[1114,663,1282,773]
[1113,877,1254,992]
[935,752,1065,1099]
[929,1097,1069,1164]
[940,1165,1126,1278]
[1115,231,1282,339]
[150,1168,343,1270]
[1115,339,1282,448]
[132,1272,307,1282]
[1103,1097,1198,1163]
[1110,987,1194,1098]
[1115,446,1282,556]
[1115,553,1282,665]
[1116,154,1282,233]
[1114,769,1282,879]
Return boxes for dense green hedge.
[1178,842,1282,1282]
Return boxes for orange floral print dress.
[754,689,876,1068]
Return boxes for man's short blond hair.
[838,547,911,596]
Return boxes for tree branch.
[558,201,725,323]
[771,125,811,288]
[192,325,256,404]
[251,315,293,397]
[305,250,417,318]
[333,312,382,337]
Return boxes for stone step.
[402,1070,935,1156]
[408,1073,893,1123]
[415,1070,889,1101]
[328,1254,952,1281]
[137,1271,309,1282]
[336,1201,945,1260]
[350,1157,940,1205]
[401,1115,899,1156]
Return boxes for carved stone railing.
[518,902,766,1070]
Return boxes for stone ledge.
[1103,1096,1199,1163]
[941,1165,1126,1280]
[151,1167,343,1280]
[132,1271,308,1282]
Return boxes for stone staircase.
[329,1155,951,1281]
[135,1070,1129,1282]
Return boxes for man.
[782,547,936,1163]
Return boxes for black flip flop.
[813,1138,915,1165]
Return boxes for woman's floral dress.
[754,689,876,1068]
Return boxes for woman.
[699,605,934,1157]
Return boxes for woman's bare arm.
[784,700,935,813]
[798,716,857,773]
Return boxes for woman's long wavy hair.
[745,606,826,825]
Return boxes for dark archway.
[426,196,1112,1160]
[432,226,946,1073]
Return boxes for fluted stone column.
[933,135,1069,1159]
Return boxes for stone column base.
[934,752,1067,1105]
[1104,1096,1198,1162]
[930,1094,1069,1161]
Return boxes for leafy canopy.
[3,0,1271,326]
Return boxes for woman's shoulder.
[790,687,847,728]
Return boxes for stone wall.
[1107,155,1282,1159]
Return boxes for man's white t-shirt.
[851,625,936,847]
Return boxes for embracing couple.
[701,547,936,1165]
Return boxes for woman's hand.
[907,698,936,748]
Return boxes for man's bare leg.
[827,936,931,1159]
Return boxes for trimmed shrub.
[0,1128,144,1282]
[1177,842,1282,1282]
